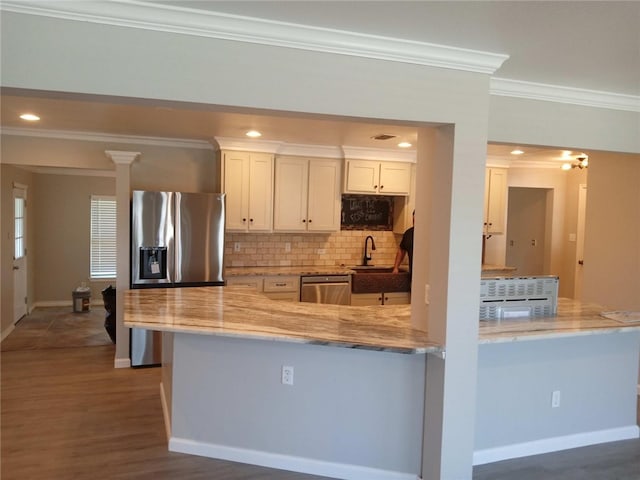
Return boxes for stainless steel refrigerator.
[130,190,225,366]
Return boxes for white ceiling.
[156,0,640,96]
[2,1,638,167]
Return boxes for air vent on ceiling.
[371,134,397,141]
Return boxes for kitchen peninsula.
[124,288,640,480]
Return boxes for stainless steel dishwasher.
[300,275,351,305]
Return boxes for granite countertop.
[225,265,364,276]
[227,264,515,277]
[124,286,640,354]
[480,264,517,275]
[124,285,440,354]
[479,298,640,344]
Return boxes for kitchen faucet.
[363,235,376,266]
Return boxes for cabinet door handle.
[308,219,312,223]
[373,185,378,189]
[380,185,384,189]
[242,218,247,222]
[250,218,254,222]
[302,219,306,223]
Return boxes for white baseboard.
[1,324,15,342]
[169,437,419,480]
[160,382,172,441]
[33,300,105,308]
[473,425,640,466]
[114,357,131,369]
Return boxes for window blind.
[90,196,116,279]
[14,197,25,259]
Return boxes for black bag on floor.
[102,285,116,344]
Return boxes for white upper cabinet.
[484,167,507,235]
[274,156,341,232]
[222,151,274,232]
[344,159,411,195]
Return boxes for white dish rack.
[480,276,559,320]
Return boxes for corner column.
[105,150,140,368]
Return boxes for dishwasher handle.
[300,275,350,285]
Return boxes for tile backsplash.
[224,230,404,268]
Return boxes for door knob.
[13,266,19,270]
[578,260,584,265]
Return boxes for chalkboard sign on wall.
[341,195,394,231]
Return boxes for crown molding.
[213,137,284,154]
[1,0,508,75]
[15,165,116,177]
[277,143,343,159]
[342,145,416,163]
[1,127,214,149]
[490,78,640,113]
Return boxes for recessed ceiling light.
[510,149,524,155]
[398,142,412,148]
[561,163,572,171]
[20,113,40,121]
[245,130,261,138]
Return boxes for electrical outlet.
[234,242,241,252]
[282,365,294,386]
[285,242,291,253]
[551,390,561,408]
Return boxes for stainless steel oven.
[300,275,351,305]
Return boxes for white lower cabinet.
[225,276,264,291]
[262,276,300,301]
[226,275,300,301]
[350,291,410,306]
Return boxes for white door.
[379,162,411,195]
[273,157,308,231]
[247,153,274,231]
[13,186,28,323]
[223,151,250,231]
[574,184,587,300]
[307,159,341,231]
[345,160,379,193]
[505,187,548,276]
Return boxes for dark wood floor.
[2,308,639,479]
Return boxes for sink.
[350,266,395,274]
[350,266,410,294]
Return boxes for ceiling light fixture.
[398,142,412,148]
[562,154,589,170]
[19,113,40,121]
[510,149,524,155]
[245,130,262,138]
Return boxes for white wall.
[475,332,640,463]
[583,152,640,311]
[2,8,639,480]
[171,333,426,478]
[488,95,640,154]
